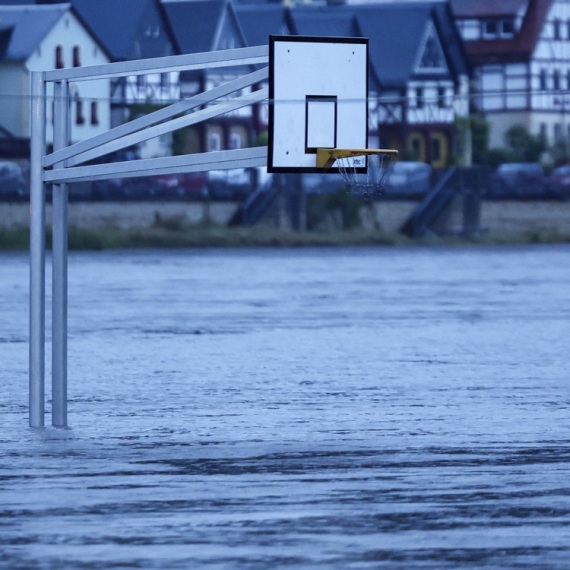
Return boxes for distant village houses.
[451,0,570,151]
[1,0,570,168]
[0,3,111,150]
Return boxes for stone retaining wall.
[1,200,570,236]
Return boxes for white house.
[0,3,111,146]
[452,0,570,149]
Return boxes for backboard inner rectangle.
[305,96,337,153]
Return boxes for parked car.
[0,161,26,199]
[153,172,209,200]
[91,176,155,200]
[486,162,546,199]
[546,165,570,200]
[205,168,257,200]
[383,161,432,198]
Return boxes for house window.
[540,70,547,90]
[229,132,241,150]
[55,45,64,69]
[73,46,81,67]
[437,87,446,108]
[432,137,441,162]
[160,73,169,88]
[137,75,145,89]
[420,34,445,69]
[415,87,424,109]
[567,71,570,90]
[540,123,547,140]
[554,19,561,40]
[484,20,498,37]
[554,70,561,90]
[76,99,85,125]
[209,132,221,152]
[501,19,514,37]
[555,123,563,141]
[90,101,98,125]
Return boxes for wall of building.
[24,9,111,145]
[0,62,27,138]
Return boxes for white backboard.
[268,35,369,173]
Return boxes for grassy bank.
[2,220,570,251]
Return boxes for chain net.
[336,152,396,201]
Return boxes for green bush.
[307,189,363,230]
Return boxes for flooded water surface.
[1,245,570,568]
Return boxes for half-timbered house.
[451,0,570,150]
[51,0,180,158]
[163,0,256,154]
[290,3,470,167]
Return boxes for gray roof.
[163,0,225,53]
[290,3,468,89]
[356,5,434,87]
[235,4,291,47]
[289,7,359,39]
[451,0,528,18]
[0,4,69,60]
[70,0,175,61]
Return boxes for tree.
[469,115,490,165]
[503,125,546,162]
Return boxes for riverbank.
[1,219,569,251]
[1,199,569,249]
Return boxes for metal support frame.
[52,80,69,427]
[29,71,46,428]
[29,46,269,428]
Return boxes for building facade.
[452,0,570,150]
[0,4,111,147]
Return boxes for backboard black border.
[267,35,369,174]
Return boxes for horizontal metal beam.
[44,68,269,168]
[45,46,269,82]
[48,87,268,169]
[45,147,268,184]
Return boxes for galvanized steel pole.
[29,71,47,428]
[52,80,69,427]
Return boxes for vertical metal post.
[29,71,47,428]
[52,80,69,427]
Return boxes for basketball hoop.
[317,148,398,199]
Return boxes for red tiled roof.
[451,0,528,19]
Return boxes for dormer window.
[420,36,445,69]
[501,19,514,37]
[73,46,81,67]
[55,45,64,69]
[554,70,561,90]
[483,19,514,39]
[484,20,498,37]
